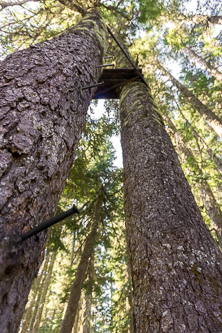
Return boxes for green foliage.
[10,0,222,331]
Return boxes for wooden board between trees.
[93,68,143,99]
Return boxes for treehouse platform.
[93,68,143,99]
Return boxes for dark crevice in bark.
[0,11,108,333]
[120,81,222,332]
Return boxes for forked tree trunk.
[59,189,104,333]
[158,62,222,137]
[120,81,222,332]
[0,11,107,333]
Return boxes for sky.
[92,100,123,168]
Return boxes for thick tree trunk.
[0,11,107,333]
[165,114,222,248]
[59,190,104,333]
[120,81,222,332]
[125,262,134,333]
[158,62,222,137]
[185,47,222,83]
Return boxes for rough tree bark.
[59,189,104,333]
[125,262,134,333]
[185,47,222,83]
[0,10,108,333]
[120,81,222,332]
[158,62,222,137]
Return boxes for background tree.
[1,0,222,331]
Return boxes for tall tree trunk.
[120,80,222,332]
[28,254,51,333]
[0,10,107,333]
[83,253,94,333]
[208,16,222,24]
[59,189,104,333]
[82,292,92,333]
[70,231,76,267]
[190,15,222,25]
[185,47,222,83]
[158,62,222,137]
[125,262,134,333]
[176,105,222,172]
[165,114,222,248]
[72,296,83,333]
[33,252,56,333]
[20,254,49,333]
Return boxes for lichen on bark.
[120,81,222,332]
[0,10,108,333]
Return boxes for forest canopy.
[0,0,222,332]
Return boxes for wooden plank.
[93,68,143,99]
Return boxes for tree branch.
[57,0,86,14]
[0,0,39,11]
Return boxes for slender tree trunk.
[42,290,52,324]
[33,252,56,333]
[0,10,107,333]
[185,47,222,83]
[158,62,222,137]
[125,262,134,333]
[70,231,76,267]
[177,105,222,172]
[83,252,94,333]
[20,254,49,333]
[82,289,92,333]
[59,189,104,333]
[207,15,222,24]
[28,254,52,333]
[191,15,222,24]
[28,253,51,332]
[120,80,222,332]
[165,114,222,248]
[72,296,83,333]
